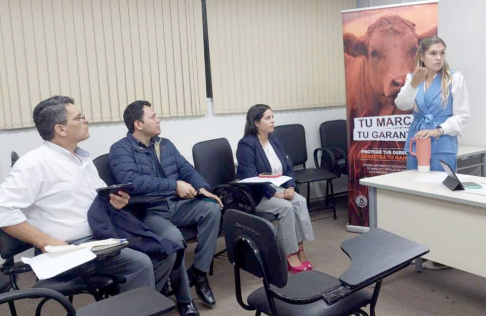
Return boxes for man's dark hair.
[244,104,272,136]
[124,100,152,134]
[33,96,74,141]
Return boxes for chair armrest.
[213,184,256,215]
[330,147,346,161]
[313,147,337,170]
[0,288,76,315]
[0,260,32,275]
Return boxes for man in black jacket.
[109,100,222,314]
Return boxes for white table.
[361,170,486,278]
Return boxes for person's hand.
[199,188,224,208]
[39,237,68,253]
[273,192,285,199]
[415,129,440,139]
[109,191,130,210]
[410,66,428,88]
[283,187,295,200]
[176,180,197,199]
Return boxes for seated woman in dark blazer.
[236,104,315,274]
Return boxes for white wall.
[438,0,486,146]
[0,100,347,195]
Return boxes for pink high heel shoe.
[287,254,308,274]
[298,250,313,270]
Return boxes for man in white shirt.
[0,96,176,293]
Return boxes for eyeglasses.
[62,115,87,124]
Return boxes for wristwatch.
[435,126,444,139]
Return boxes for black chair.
[192,138,263,275]
[192,138,272,221]
[314,120,348,197]
[0,286,175,316]
[272,124,338,219]
[316,120,348,176]
[223,209,429,316]
[0,230,123,315]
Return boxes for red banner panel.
[342,2,438,228]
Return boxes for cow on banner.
[344,15,437,119]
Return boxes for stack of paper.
[238,176,292,187]
[21,238,128,280]
[45,238,129,253]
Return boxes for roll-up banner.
[342,1,438,230]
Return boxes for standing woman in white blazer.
[395,36,471,171]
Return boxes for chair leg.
[306,183,310,208]
[210,248,228,276]
[325,181,330,206]
[370,280,382,316]
[8,301,18,316]
[10,274,20,291]
[329,180,336,220]
[209,258,214,276]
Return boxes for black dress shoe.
[177,301,200,316]
[187,266,216,307]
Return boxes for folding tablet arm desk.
[322,228,429,305]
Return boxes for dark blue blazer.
[236,134,296,204]
[88,196,184,268]
[109,133,210,196]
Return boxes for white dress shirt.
[262,142,283,175]
[395,71,471,136]
[0,142,105,241]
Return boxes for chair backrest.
[320,120,347,154]
[272,124,307,166]
[223,209,287,288]
[93,154,116,185]
[192,138,236,189]
[0,229,32,261]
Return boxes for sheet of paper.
[22,248,96,280]
[238,176,292,187]
[414,172,471,184]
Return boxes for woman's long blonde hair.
[416,36,452,109]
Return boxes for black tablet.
[438,160,464,191]
[96,183,134,199]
